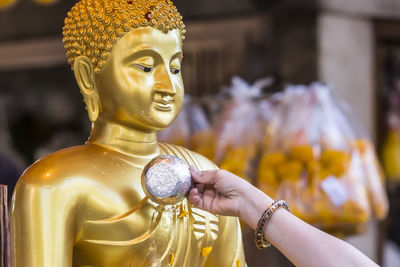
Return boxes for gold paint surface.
[10,2,245,266]
[11,142,246,266]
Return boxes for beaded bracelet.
[255,200,290,249]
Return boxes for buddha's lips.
[153,100,173,111]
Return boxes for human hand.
[188,168,378,267]
[188,167,274,228]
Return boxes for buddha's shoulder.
[158,142,217,170]
[16,144,113,186]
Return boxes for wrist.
[239,184,274,229]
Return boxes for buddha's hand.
[188,167,273,228]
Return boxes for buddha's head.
[62,0,186,131]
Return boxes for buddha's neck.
[87,118,159,157]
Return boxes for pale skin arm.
[188,167,378,267]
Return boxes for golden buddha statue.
[10,0,246,266]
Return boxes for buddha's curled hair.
[63,0,185,73]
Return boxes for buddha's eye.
[170,67,180,74]
[134,64,153,73]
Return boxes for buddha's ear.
[73,56,101,122]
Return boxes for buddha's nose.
[153,66,176,96]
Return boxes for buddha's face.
[94,27,184,131]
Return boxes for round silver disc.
[141,155,192,205]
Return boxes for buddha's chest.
[72,168,220,267]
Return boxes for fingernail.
[189,165,198,173]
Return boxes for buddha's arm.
[11,174,78,267]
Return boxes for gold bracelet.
[255,200,290,249]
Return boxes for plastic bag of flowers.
[188,101,216,162]
[213,76,273,183]
[339,100,389,220]
[257,84,387,235]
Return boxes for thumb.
[190,166,219,185]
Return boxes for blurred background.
[1,0,400,266]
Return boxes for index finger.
[190,166,220,185]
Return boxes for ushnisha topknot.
[62,0,186,73]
